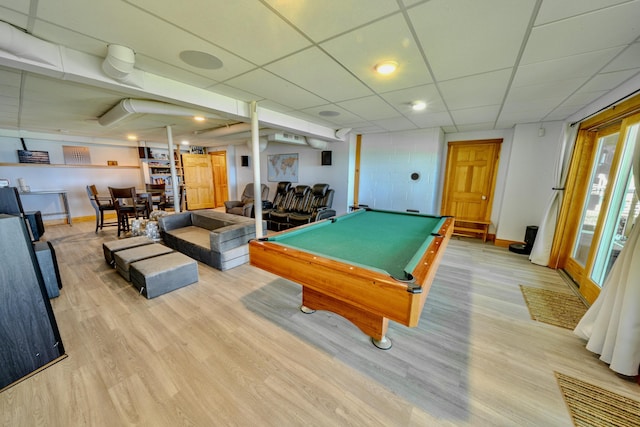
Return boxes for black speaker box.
[241,155,249,167]
[321,150,332,166]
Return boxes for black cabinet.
[0,214,65,390]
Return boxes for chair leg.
[99,210,105,230]
[95,211,100,233]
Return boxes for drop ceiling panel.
[225,69,327,110]
[265,48,374,102]
[506,78,588,103]
[408,111,455,129]
[321,13,433,93]
[264,0,400,41]
[0,5,29,28]
[602,43,640,72]
[33,5,255,82]
[582,69,640,92]
[375,116,418,132]
[336,96,401,121]
[131,0,311,65]
[409,0,536,81]
[300,105,366,126]
[379,84,447,113]
[521,1,640,65]
[512,47,623,88]
[535,0,631,25]
[438,69,513,110]
[450,105,501,125]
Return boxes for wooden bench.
[453,219,491,243]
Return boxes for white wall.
[0,136,144,220]
[359,128,443,214]
[496,121,565,242]
[233,138,352,215]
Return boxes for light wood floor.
[2,221,639,426]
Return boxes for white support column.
[250,101,264,237]
[166,125,180,212]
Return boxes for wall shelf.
[0,163,139,169]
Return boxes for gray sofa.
[158,209,263,271]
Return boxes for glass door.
[571,130,619,267]
[589,122,639,286]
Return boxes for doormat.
[556,372,640,427]
[519,285,587,329]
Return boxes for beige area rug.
[556,372,640,427]
[519,285,587,329]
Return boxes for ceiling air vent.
[267,132,307,145]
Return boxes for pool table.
[249,208,454,349]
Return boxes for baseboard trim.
[494,238,524,248]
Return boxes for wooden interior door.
[182,154,215,209]
[209,151,228,208]
[441,139,502,224]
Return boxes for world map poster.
[267,153,298,182]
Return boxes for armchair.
[224,183,269,217]
[268,184,310,231]
[289,183,336,227]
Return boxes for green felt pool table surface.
[265,209,448,279]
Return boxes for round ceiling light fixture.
[411,100,427,111]
[375,61,398,75]
[179,50,224,70]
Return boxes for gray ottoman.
[114,244,174,281]
[129,252,198,299]
[103,236,154,266]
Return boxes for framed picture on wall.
[267,153,298,182]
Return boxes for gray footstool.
[114,244,174,281]
[129,252,198,299]
[103,236,154,266]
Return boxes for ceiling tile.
[438,69,512,110]
[264,0,400,41]
[456,122,497,132]
[265,47,374,102]
[450,105,501,125]
[225,69,327,110]
[512,47,623,87]
[506,77,588,103]
[408,111,454,129]
[321,13,433,93]
[379,84,446,113]
[409,0,536,81]
[300,104,366,126]
[582,69,640,92]
[521,1,640,65]
[375,116,418,132]
[602,42,640,72]
[336,95,401,121]
[131,0,311,65]
[535,0,631,25]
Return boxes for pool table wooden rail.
[248,216,453,348]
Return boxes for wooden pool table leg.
[301,287,392,350]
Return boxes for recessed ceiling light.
[375,61,398,75]
[181,140,190,145]
[127,134,137,141]
[179,50,224,70]
[194,116,205,122]
[411,101,427,111]
[319,110,340,117]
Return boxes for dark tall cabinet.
[0,214,65,390]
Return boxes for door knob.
[481,195,487,200]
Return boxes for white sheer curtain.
[574,134,640,376]
[529,123,577,266]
